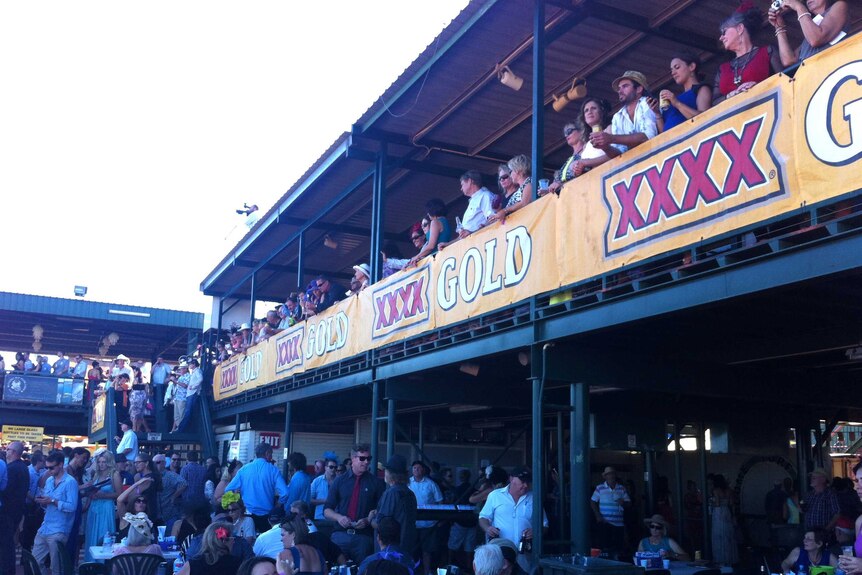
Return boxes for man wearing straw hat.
[590,466,631,556]
[590,70,657,159]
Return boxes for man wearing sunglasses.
[32,452,78,575]
[311,458,338,520]
[324,444,386,563]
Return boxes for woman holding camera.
[768,0,848,67]
[713,3,783,104]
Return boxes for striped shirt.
[591,481,630,527]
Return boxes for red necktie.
[347,475,362,520]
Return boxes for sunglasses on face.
[411,235,423,241]
[135,498,147,504]
[499,174,510,181]
[355,456,372,462]
[650,524,664,530]
[564,128,576,137]
[46,465,58,470]
[326,465,337,469]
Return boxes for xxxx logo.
[603,94,785,256]
[275,327,304,374]
[371,266,430,340]
[219,361,238,394]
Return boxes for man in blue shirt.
[150,356,172,387]
[33,452,78,575]
[180,450,207,503]
[71,355,88,379]
[52,352,70,377]
[226,443,289,533]
[286,452,312,506]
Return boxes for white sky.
[0,1,469,316]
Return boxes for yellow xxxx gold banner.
[214,35,862,401]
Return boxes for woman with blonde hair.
[83,451,122,561]
[178,521,243,575]
[487,154,533,224]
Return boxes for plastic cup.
[843,546,854,557]
[539,179,550,192]
[663,559,671,569]
[590,548,601,558]
[158,525,166,541]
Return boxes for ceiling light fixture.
[495,64,523,91]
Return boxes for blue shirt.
[310,474,330,520]
[286,470,312,506]
[39,362,52,374]
[0,460,7,508]
[52,357,70,375]
[180,462,207,503]
[38,472,79,535]
[28,464,45,501]
[150,362,172,385]
[225,458,289,516]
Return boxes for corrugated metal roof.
[200,0,862,302]
[0,291,203,360]
[0,291,202,328]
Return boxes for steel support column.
[699,422,711,559]
[370,145,388,283]
[234,414,241,440]
[556,411,565,542]
[673,421,684,546]
[282,401,292,480]
[571,383,590,555]
[644,449,655,514]
[531,0,546,199]
[419,411,425,453]
[531,375,544,567]
[370,381,380,466]
[297,232,304,291]
[387,399,396,460]
[249,271,256,327]
[217,298,224,335]
[796,422,810,509]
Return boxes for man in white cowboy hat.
[352,263,371,292]
[111,353,133,383]
[590,70,658,159]
[590,466,631,556]
[170,361,189,432]
[175,359,202,433]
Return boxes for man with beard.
[589,70,658,159]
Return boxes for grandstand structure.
[200,0,862,559]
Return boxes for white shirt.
[187,368,203,397]
[409,476,443,528]
[116,429,138,462]
[111,366,133,382]
[461,187,496,233]
[480,485,548,571]
[253,525,284,559]
[610,97,658,154]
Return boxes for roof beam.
[358,0,505,132]
[275,216,401,242]
[588,0,720,55]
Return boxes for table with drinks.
[88,544,180,563]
